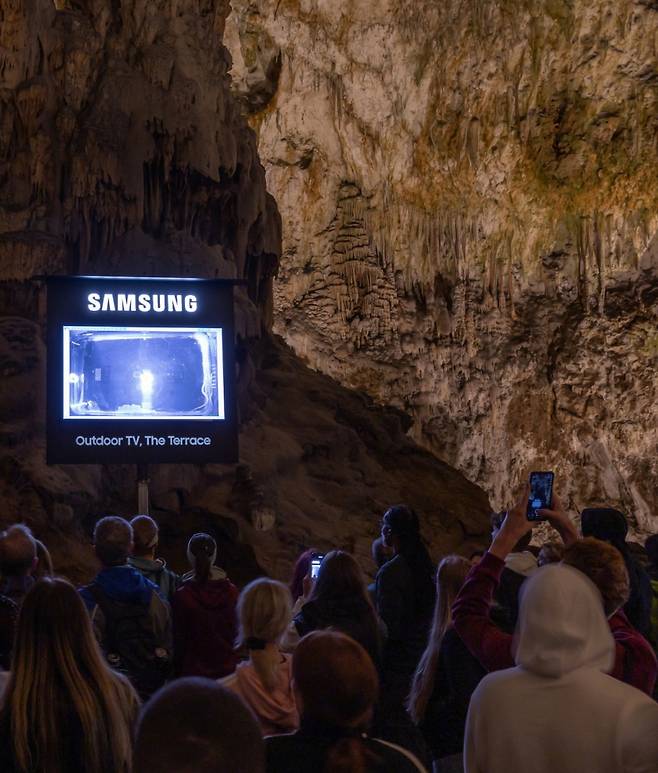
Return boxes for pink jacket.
[221,654,299,736]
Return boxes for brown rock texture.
[226,0,658,532]
[0,0,490,581]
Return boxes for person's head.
[293,631,378,771]
[371,536,393,569]
[645,534,658,568]
[93,516,133,568]
[580,507,628,553]
[130,515,159,558]
[311,550,371,606]
[381,504,435,617]
[514,563,615,678]
[537,541,564,567]
[134,678,265,773]
[187,532,217,583]
[490,510,532,552]
[236,578,292,650]
[0,524,37,578]
[2,577,136,773]
[562,537,630,617]
[289,548,318,601]
[408,555,471,722]
[381,504,419,551]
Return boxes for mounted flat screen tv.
[47,277,238,464]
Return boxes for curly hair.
[562,537,630,617]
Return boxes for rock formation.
[0,0,489,581]
[226,0,658,532]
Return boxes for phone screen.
[527,472,554,521]
[311,556,324,579]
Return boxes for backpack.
[87,583,169,700]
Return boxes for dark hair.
[293,631,380,773]
[580,508,628,553]
[93,517,132,567]
[289,548,318,601]
[382,505,435,617]
[134,678,264,773]
[187,533,216,583]
[310,550,373,608]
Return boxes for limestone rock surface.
[0,0,490,580]
[226,0,658,531]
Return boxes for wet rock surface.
[226,0,658,532]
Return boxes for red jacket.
[452,552,657,696]
[172,573,239,679]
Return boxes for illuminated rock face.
[0,0,489,580]
[226,0,658,532]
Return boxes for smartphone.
[310,554,325,579]
[526,471,554,521]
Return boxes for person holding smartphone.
[451,482,657,696]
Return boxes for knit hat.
[580,508,628,551]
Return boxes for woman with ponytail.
[408,556,485,773]
[221,578,299,735]
[0,578,138,773]
[265,631,426,773]
[172,532,239,679]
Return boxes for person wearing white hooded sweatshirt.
[464,502,658,773]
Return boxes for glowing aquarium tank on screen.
[47,277,238,464]
[63,327,224,420]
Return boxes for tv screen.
[63,326,224,420]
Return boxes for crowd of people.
[0,488,657,772]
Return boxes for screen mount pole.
[137,463,150,514]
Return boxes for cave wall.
[0,0,490,582]
[226,0,658,531]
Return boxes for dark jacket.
[452,551,657,696]
[79,565,172,654]
[265,719,426,773]
[0,594,17,671]
[172,568,238,679]
[375,555,433,686]
[623,553,653,640]
[418,626,485,760]
[0,575,34,608]
[294,596,383,670]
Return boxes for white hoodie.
[464,564,658,773]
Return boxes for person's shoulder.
[368,737,427,771]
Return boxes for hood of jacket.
[513,563,615,678]
[234,656,298,731]
[179,567,234,610]
[504,551,538,577]
[94,565,157,606]
[128,556,167,575]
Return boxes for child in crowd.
[172,533,238,679]
[221,578,298,736]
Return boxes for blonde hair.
[407,555,470,723]
[1,578,138,773]
[236,579,292,691]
